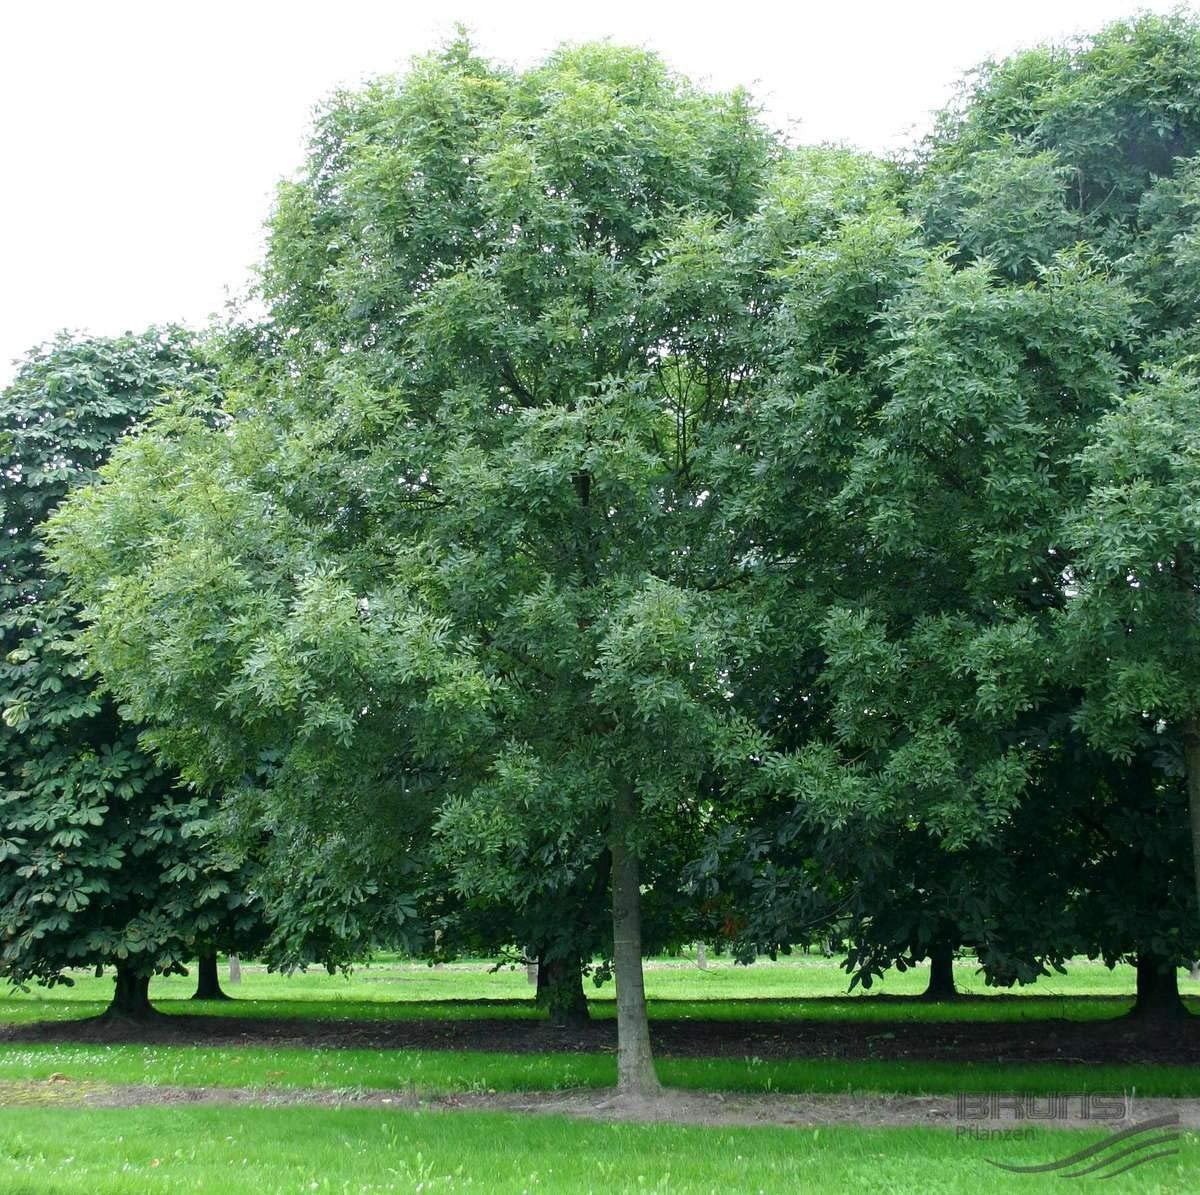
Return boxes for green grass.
[8,951,1191,1000]
[0,1106,1194,1194]
[3,955,1192,1193]
[1,993,1170,1027]
[3,954,1195,1026]
[3,1044,1198,1098]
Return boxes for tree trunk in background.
[1185,719,1200,935]
[611,783,661,1098]
[228,955,242,984]
[537,956,590,1028]
[696,942,707,970]
[1129,953,1187,1021]
[1190,961,1200,983]
[104,961,157,1020]
[923,942,958,1000]
[191,951,231,1000]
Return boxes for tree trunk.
[610,783,661,1098]
[104,961,157,1020]
[537,955,590,1028]
[228,954,241,984]
[1128,952,1187,1021]
[1184,719,1200,927]
[923,942,958,1000]
[695,942,707,970]
[1190,960,1200,984]
[191,951,231,1000]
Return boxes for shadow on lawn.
[2,999,1196,1067]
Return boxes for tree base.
[595,1088,667,1113]
[537,956,590,1029]
[919,986,961,1002]
[544,1007,590,1031]
[1125,955,1189,1023]
[191,952,231,1001]
[922,942,958,1001]
[105,965,160,1021]
[99,1000,166,1023]
[1123,999,1190,1023]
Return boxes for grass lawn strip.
[5,994,1192,1026]
[2,1044,1198,1097]
[0,1104,1195,1194]
[2,954,1194,1011]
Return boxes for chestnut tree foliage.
[0,331,261,1015]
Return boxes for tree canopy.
[34,12,1200,1062]
[0,330,262,1015]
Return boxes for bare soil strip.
[1,1079,1197,1131]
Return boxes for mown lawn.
[3,955,1195,1190]
[2,953,1196,1025]
[2,1045,1198,1098]
[0,993,1174,1026]
[1,1105,1195,1194]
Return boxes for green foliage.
[1065,366,1200,751]
[916,138,1083,277]
[0,331,259,991]
[921,11,1200,238]
[50,39,786,1018]
[37,14,1200,1015]
[695,11,1200,986]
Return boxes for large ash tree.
[907,10,1200,1001]
[0,331,262,1017]
[734,11,1200,1012]
[52,40,777,1094]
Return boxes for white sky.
[0,0,1192,384]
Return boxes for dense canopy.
[5,11,1199,1077]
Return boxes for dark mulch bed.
[3,1011,1195,1065]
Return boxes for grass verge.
[4,994,1191,1027]
[3,955,1196,1008]
[1,1044,1197,1098]
[0,1105,1194,1194]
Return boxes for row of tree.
[4,13,1200,1094]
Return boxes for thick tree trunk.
[228,954,242,984]
[923,942,958,1000]
[1190,960,1200,984]
[537,955,590,1028]
[695,942,707,970]
[611,783,661,1098]
[104,961,157,1020]
[1184,719,1200,927]
[1128,953,1187,1021]
[191,951,231,1000]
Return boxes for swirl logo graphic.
[987,1114,1181,1181]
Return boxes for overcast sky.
[0,1,1191,384]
